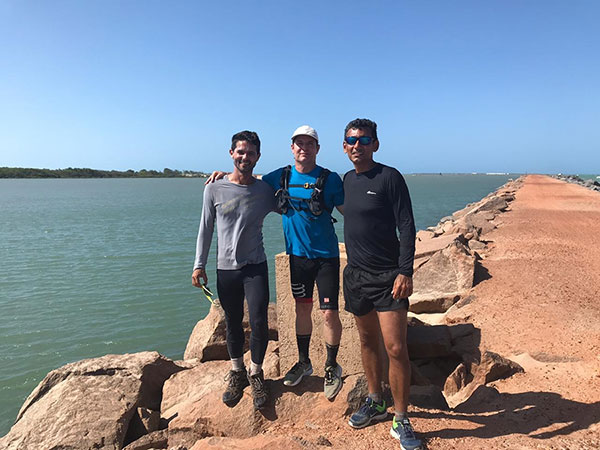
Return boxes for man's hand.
[391,273,413,299]
[192,268,208,288]
[205,171,229,185]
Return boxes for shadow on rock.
[413,386,600,441]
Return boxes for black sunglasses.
[344,136,375,145]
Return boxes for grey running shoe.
[390,415,423,450]
[222,369,249,407]
[248,370,268,410]
[283,360,313,386]
[323,364,343,399]
[348,397,388,428]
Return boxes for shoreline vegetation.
[1,167,519,179]
[0,167,210,179]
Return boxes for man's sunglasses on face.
[344,136,375,146]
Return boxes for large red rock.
[411,241,476,313]
[184,303,278,361]
[0,352,183,450]
[443,351,523,408]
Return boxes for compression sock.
[231,357,245,372]
[325,343,340,367]
[297,334,311,363]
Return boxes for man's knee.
[295,300,313,315]
[321,309,340,326]
[385,340,409,362]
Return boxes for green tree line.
[0,167,209,178]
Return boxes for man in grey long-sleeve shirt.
[192,130,275,411]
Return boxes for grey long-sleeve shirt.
[194,177,276,271]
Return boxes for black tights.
[217,262,270,364]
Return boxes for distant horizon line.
[2,167,599,179]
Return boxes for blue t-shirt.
[262,165,344,258]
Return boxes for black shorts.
[343,265,409,316]
[289,255,340,310]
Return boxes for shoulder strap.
[279,165,292,190]
[314,168,330,191]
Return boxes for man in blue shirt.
[262,126,344,399]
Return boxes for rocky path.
[415,174,600,449]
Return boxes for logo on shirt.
[366,190,377,195]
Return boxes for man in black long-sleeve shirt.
[342,119,422,450]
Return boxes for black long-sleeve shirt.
[343,163,416,276]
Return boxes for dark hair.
[344,118,378,140]
[231,130,261,154]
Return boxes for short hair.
[231,130,261,154]
[344,118,378,140]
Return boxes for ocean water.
[0,174,517,435]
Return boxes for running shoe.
[323,364,343,399]
[222,369,249,407]
[283,360,313,386]
[248,370,268,410]
[348,397,388,428]
[390,415,423,450]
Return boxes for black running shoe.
[283,360,313,386]
[222,369,249,407]
[248,370,268,410]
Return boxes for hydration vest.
[274,165,333,218]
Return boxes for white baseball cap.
[291,125,319,143]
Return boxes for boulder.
[453,212,496,236]
[407,325,453,359]
[123,429,168,450]
[443,351,523,409]
[443,363,471,398]
[410,294,460,314]
[444,296,476,324]
[162,341,279,423]
[0,352,184,450]
[474,350,524,385]
[468,239,486,251]
[411,241,476,312]
[184,303,278,361]
[475,196,508,213]
[168,366,355,449]
[414,232,462,260]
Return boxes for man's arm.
[327,172,345,215]
[205,171,229,184]
[390,171,416,299]
[192,186,216,287]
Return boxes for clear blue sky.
[1,0,598,174]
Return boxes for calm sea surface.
[0,174,519,434]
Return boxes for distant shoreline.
[2,167,523,179]
[0,167,209,179]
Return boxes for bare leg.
[295,301,313,335]
[322,309,342,346]
[354,309,383,394]
[377,309,410,412]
